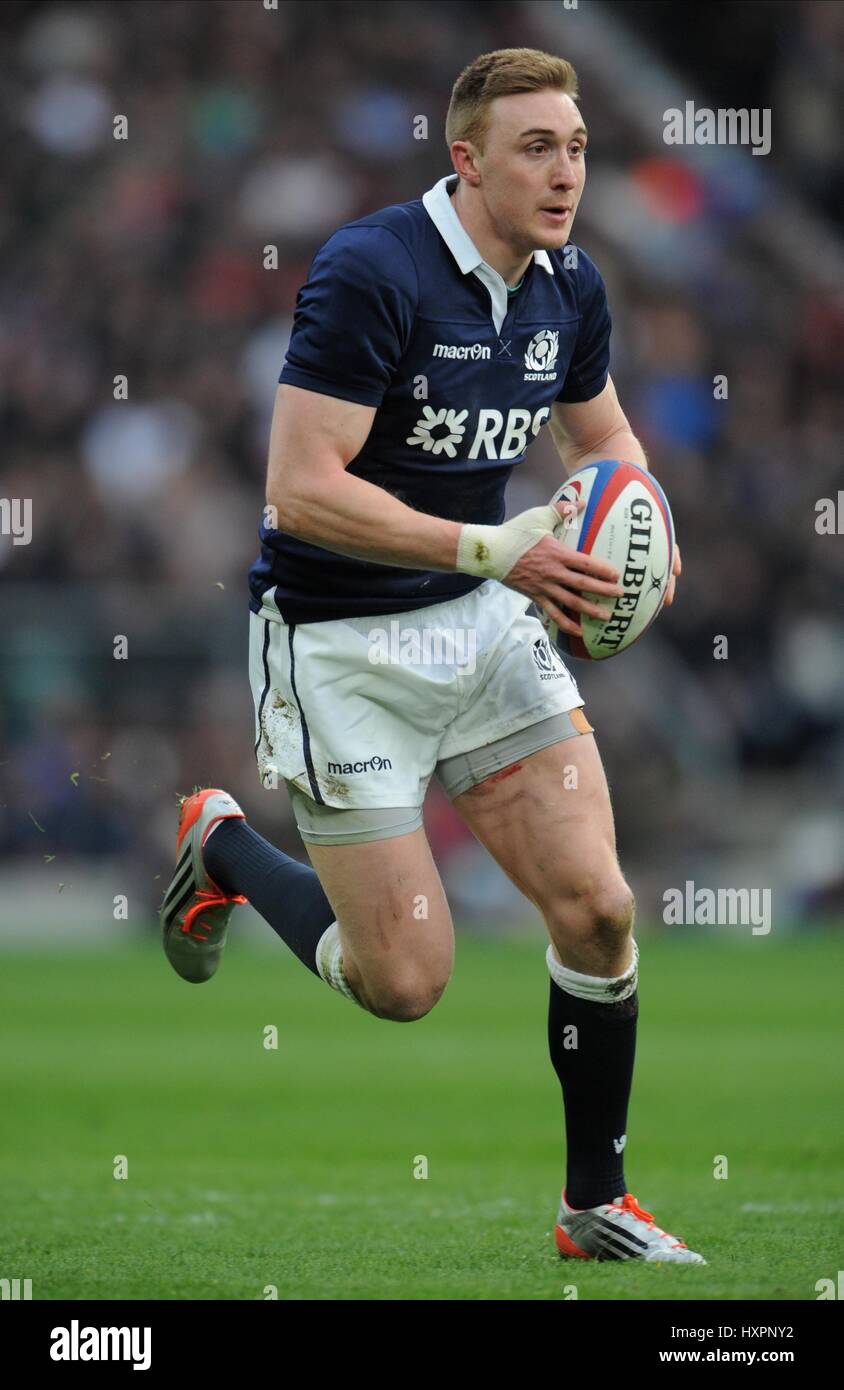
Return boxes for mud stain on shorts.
[259,689,305,781]
[319,773,351,801]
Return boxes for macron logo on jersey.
[432,332,559,379]
[433,342,491,360]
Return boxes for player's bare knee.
[580,879,635,945]
[550,875,635,944]
[590,884,635,943]
[369,972,449,1023]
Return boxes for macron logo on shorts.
[327,755,393,775]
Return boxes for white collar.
[422,173,554,278]
[422,174,553,333]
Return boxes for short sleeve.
[555,250,612,404]
[279,224,418,408]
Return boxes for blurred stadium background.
[1,0,842,1304]
[1,0,842,939]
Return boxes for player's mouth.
[539,206,572,224]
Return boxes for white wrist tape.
[456,503,565,581]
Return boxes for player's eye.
[527,143,549,154]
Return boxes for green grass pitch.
[1,928,841,1300]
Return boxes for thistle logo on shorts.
[327,755,393,775]
[532,636,564,680]
[524,330,559,381]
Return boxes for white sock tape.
[315,921,365,1008]
[546,937,639,1002]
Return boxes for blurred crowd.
[1,0,842,919]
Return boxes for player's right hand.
[458,498,623,640]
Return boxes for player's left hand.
[664,543,681,607]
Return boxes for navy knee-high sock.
[548,978,638,1209]
[203,818,335,976]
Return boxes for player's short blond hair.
[445,48,580,156]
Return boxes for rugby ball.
[541,458,675,661]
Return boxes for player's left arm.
[549,375,681,606]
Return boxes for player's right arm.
[266,382,622,637]
[266,383,462,571]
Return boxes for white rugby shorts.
[248,579,590,814]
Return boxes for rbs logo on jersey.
[407,405,550,460]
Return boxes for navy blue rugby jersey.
[249,172,611,624]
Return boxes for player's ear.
[450,142,481,185]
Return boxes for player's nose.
[550,150,580,188]
[549,169,576,195]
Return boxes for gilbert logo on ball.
[543,459,675,661]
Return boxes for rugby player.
[161,47,701,1264]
